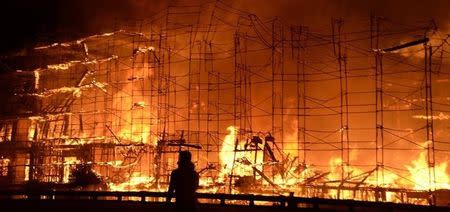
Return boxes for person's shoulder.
[171,168,180,176]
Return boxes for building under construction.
[1,1,450,207]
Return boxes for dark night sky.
[1,0,450,54]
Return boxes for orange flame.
[108,172,155,191]
[218,126,238,181]
[406,152,450,190]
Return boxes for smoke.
[1,0,450,55]
[231,0,450,29]
[0,0,168,54]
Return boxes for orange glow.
[27,120,37,141]
[218,126,238,181]
[108,172,155,191]
[4,4,450,207]
[0,158,10,176]
[405,152,450,190]
[118,124,151,145]
[63,157,81,183]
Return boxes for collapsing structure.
[1,1,450,206]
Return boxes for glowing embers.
[413,112,450,120]
[0,122,13,142]
[29,54,116,98]
[47,62,75,70]
[34,70,40,89]
[135,46,155,54]
[29,82,108,98]
[0,157,10,176]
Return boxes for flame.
[63,157,81,183]
[118,125,151,144]
[219,126,238,180]
[272,161,315,189]
[30,86,82,98]
[327,157,343,184]
[34,70,40,90]
[47,62,74,70]
[322,148,450,202]
[108,172,155,191]
[0,158,10,176]
[326,156,400,201]
[27,120,37,141]
[413,112,450,120]
[218,126,259,184]
[283,121,299,157]
[111,72,155,146]
[406,152,450,190]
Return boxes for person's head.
[177,150,192,167]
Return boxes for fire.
[272,160,315,189]
[27,120,37,141]
[4,6,450,207]
[31,86,82,98]
[413,112,450,120]
[0,158,10,176]
[47,62,73,70]
[111,74,155,146]
[108,172,155,191]
[118,124,151,144]
[327,157,343,182]
[63,157,81,183]
[34,69,40,89]
[326,156,400,201]
[218,126,261,184]
[321,147,450,201]
[406,152,450,190]
[219,126,238,180]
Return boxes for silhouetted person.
[167,151,199,212]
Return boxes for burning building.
[0,1,450,207]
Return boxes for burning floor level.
[50,126,447,206]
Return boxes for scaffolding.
[1,0,450,206]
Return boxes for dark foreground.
[0,199,448,212]
[0,190,448,212]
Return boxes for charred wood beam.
[105,125,121,144]
[303,172,329,185]
[380,37,429,53]
[354,168,377,188]
[166,143,201,149]
[263,142,277,162]
[251,166,280,189]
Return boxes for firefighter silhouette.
[167,151,199,211]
